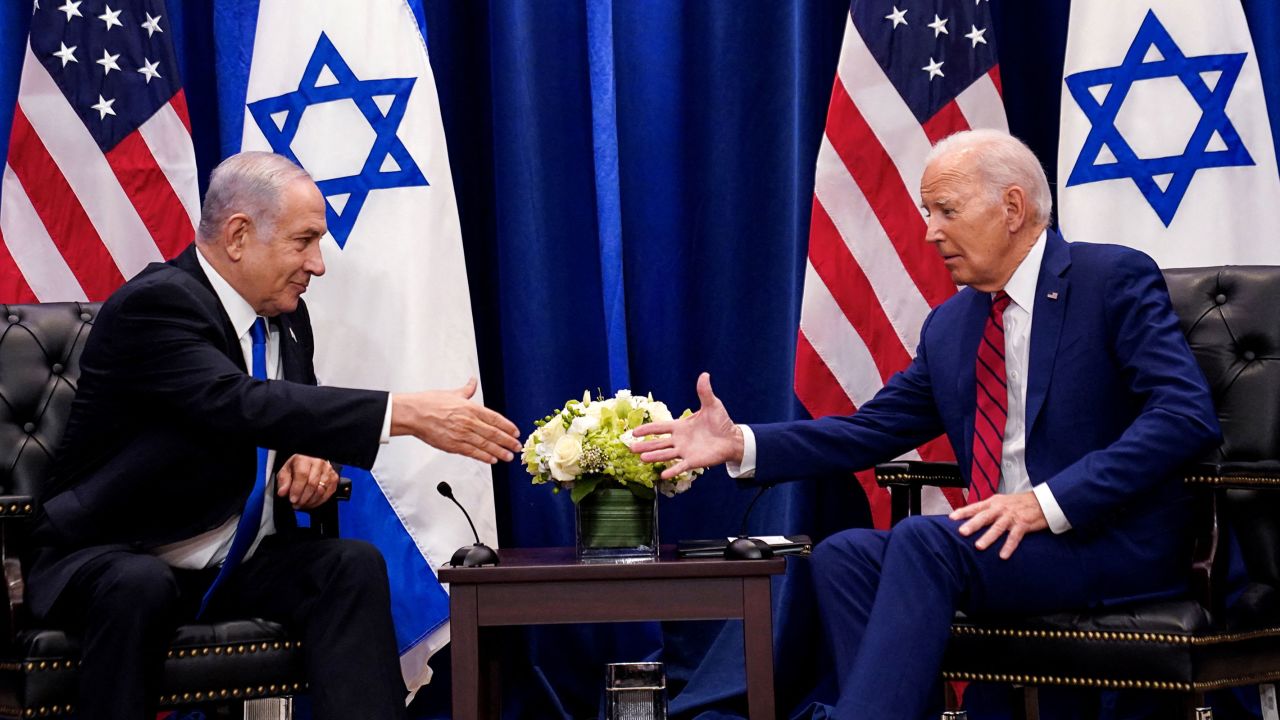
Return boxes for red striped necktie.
[970,291,1011,503]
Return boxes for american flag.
[796,0,1008,528]
[0,0,197,303]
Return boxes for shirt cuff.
[1032,482,1072,534]
[380,396,393,444]
[725,425,756,478]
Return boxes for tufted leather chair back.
[1164,267,1280,608]
[1164,267,1280,463]
[0,304,97,501]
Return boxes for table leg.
[450,585,481,720]
[742,576,776,720]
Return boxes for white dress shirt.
[730,229,1072,533]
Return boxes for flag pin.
[1047,292,1059,300]
[289,327,298,342]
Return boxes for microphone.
[437,481,499,567]
[724,485,774,561]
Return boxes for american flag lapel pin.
[1047,291,1059,300]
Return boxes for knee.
[324,539,390,589]
[887,515,964,557]
[812,528,884,579]
[93,556,178,618]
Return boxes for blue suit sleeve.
[752,310,946,483]
[1045,252,1222,530]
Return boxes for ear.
[1003,185,1028,234]
[222,214,252,262]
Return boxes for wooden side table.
[439,546,787,720]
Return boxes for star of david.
[247,32,428,248]
[1064,10,1253,227]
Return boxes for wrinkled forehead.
[920,155,981,202]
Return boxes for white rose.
[548,434,584,482]
[619,429,637,448]
[569,414,600,436]
[647,401,673,423]
[615,389,632,399]
[540,419,566,445]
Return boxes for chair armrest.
[1182,462,1280,618]
[305,476,352,538]
[0,496,36,520]
[1184,461,1280,489]
[874,462,964,524]
[874,461,966,489]
[0,496,34,645]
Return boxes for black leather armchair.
[874,266,1280,720]
[0,302,345,718]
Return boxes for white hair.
[196,152,313,242]
[925,129,1053,226]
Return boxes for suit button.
[51,363,64,375]
[22,423,35,434]
[80,312,92,322]
[1215,294,1227,305]
[6,315,16,324]
[1244,351,1257,362]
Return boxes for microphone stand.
[724,485,774,560]
[438,482,500,567]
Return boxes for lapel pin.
[1046,291,1059,300]
[289,327,298,343]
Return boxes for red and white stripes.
[796,13,1008,528]
[0,42,197,302]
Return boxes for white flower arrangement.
[523,389,702,502]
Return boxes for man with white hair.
[630,129,1221,718]
[28,152,524,719]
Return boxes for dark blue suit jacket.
[753,232,1221,544]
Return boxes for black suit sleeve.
[99,276,387,470]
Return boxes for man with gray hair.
[28,151,523,719]
[630,130,1221,717]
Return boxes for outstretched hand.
[391,378,523,464]
[629,372,744,480]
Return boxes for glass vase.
[575,484,658,563]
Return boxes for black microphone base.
[450,543,500,567]
[724,536,774,561]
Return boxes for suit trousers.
[811,514,1188,720]
[48,532,408,720]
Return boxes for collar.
[998,228,1047,312]
[195,246,263,340]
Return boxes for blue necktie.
[198,317,270,618]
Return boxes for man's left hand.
[949,491,1048,559]
[277,454,339,510]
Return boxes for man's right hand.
[629,372,744,480]
[391,378,522,464]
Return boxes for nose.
[304,243,325,277]
[924,215,943,244]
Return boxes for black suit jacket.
[27,245,388,617]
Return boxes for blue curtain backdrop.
[2,1,1280,718]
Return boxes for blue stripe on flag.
[212,0,261,158]
[586,0,631,392]
[339,467,449,652]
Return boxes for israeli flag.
[1058,0,1280,266]
[216,0,494,692]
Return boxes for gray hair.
[925,129,1053,227]
[196,152,313,242]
